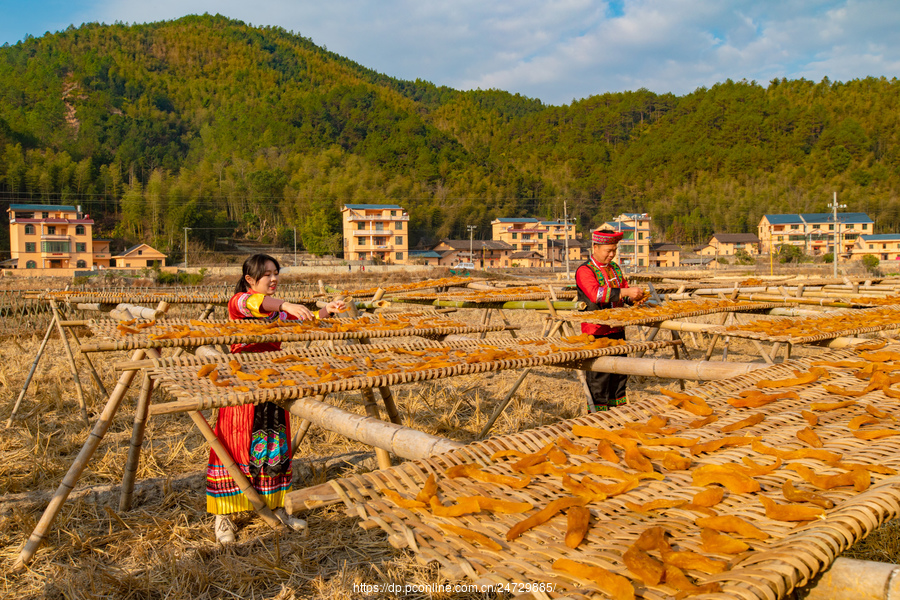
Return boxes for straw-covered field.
[0,276,897,600]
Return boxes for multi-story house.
[699,233,760,258]
[649,243,681,267]
[490,218,582,259]
[852,234,900,262]
[7,204,103,270]
[597,213,652,269]
[341,204,409,264]
[758,213,873,257]
[430,240,514,268]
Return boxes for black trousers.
[584,330,628,412]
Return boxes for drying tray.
[141,336,681,415]
[341,277,488,298]
[79,313,515,352]
[390,286,578,303]
[26,290,324,305]
[564,300,785,327]
[711,305,900,344]
[329,345,900,600]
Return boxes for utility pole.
[293,227,297,267]
[564,201,571,279]
[183,227,190,268]
[467,225,476,266]
[829,192,847,278]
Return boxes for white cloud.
[75,0,900,103]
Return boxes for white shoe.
[215,514,237,544]
[275,508,307,533]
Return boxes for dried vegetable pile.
[80,312,512,351]
[331,341,900,600]
[718,305,900,343]
[145,335,679,415]
[27,289,322,305]
[568,299,784,327]
[392,285,577,303]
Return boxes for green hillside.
[1,14,899,258]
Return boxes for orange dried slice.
[797,427,824,448]
[663,565,722,596]
[581,477,639,497]
[596,439,620,463]
[641,436,700,447]
[692,487,725,507]
[660,389,713,416]
[623,545,664,585]
[689,414,719,428]
[691,436,757,456]
[728,391,798,408]
[552,558,635,600]
[623,443,654,473]
[565,506,591,549]
[567,463,664,481]
[720,413,765,433]
[556,436,590,455]
[695,515,769,540]
[380,488,426,509]
[866,404,892,419]
[852,429,900,440]
[755,368,825,389]
[639,447,691,471]
[439,523,502,551]
[787,464,870,491]
[692,468,760,494]
[660,548,728,574]
[197,364,217,378]
[810,400,857,412]
[751,440,842,462]
[801,410,818,426]
[445,464,531,488]
[624,499,686,513]
[782,480,834,509]
[415,474,438,504]
[429,495,481,517]
[759,495,825,521]
[507,497,585,542]
[700,528,750,554]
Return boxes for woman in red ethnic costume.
[208,254,345,543]
[574,230,645,412]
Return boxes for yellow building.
[7,204,101,270]
[490,218,580,258]
[649,243,681,267]
[341,204,409,263]
[701,233,760,257]
[852,235,900,262]
[113,243,168,268]
[757,213,873,257]
[598,213,652,269]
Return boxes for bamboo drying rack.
[78,313,516,352]
[26,289,325,305]
[329,344,900,600]
[138,337,683,415]
[710,305,900,344]
[563,300,786,328]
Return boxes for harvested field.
[0,288,897,599]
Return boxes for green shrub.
[862,254,880,273]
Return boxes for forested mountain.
[1,14,899,258]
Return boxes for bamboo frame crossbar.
[79,313,515,352]
[26,290,325,305]
[142,337,681,415]
[390,286,578,303]
[328,343,900,600]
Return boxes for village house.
[341,204,409,264]
[430,239,514,268]
[113,243,168,268]
[649,243,681,268]
[851,234,900,262]
[597,213,652,269]
[697,233,760,260]
[757,213,873,257]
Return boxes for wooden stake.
[67,326,109,400]
[50,300,89,426]
[188,411,284,531]
[119,373,153,511]
[478,367,531,439]
[6,314,55,427]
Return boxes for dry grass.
[0,295,897,599]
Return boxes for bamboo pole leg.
[497,310,518,339]
[361,389,392,469]
[119,374,154,512]
[377,386,402,425]
[51,301,89,426]
[68,328,109,399]
[478,367,532,439]
[671,344,686,391]
[187,411,283,531]
[703,334,721,361]
[6,314,56,427]
[478,308,491,340]
[784,343,792,362]
[635,327,661,359]
[290,419,313,459]
[751,340,775,365]
[14,348,146,572]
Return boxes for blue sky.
[2,0,899,106]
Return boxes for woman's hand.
[281,301,316,321]
[621,287,645,301]
[326,299,346,315]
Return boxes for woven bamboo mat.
[329,344,900,600]
[341,277,487,298]
[143,336,681,414]
[390,286,578,303]
[27,290,324,305]
[712,305,900,343]
[80,313,514,352]
[564,300,785,327]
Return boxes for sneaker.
[275,508,308,533]
[214,514,237,544]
